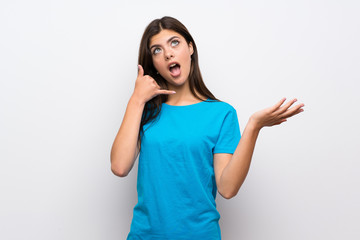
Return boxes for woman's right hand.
[132,65,176,104]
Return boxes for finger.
[280,103,305,118]
[270,98,287,112]
[155,89,176,95]
[275,119,287,125]
[137,65,144,77]
[277,98,298,114]
[152,80,161,89]
[290,106,305,117]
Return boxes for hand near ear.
[132,65,176,104]
[249,98,304,131]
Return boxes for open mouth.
[169,63,181,77]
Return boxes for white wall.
[1,0,359,239]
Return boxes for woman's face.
[149,29,193,88]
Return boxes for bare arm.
[110,65,176,177]
[110,96,145,177]
[214,98,304,198]
[214,121,260,199]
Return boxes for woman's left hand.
[249,98,304,131]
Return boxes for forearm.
[219,119,260,197]
[218,98,304,198]
[110,95,145,177]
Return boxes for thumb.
[137,65,144,77]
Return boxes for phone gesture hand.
[132,65,176,104]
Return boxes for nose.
[164,48,174,60]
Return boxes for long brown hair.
[137,16,219,146]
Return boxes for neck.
[166,80,206,105]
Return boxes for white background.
[1,0,359,239]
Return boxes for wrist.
[247,117,262,132]
[129,94,146,107]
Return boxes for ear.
[189,42,194,56]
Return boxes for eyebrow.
[149,36,180,51]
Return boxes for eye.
[171,40,179,46]
[153,48,161,55]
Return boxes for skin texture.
[149,29,193,90]
[149,29,203,105]
[110,29,305,200]
[214,98,304,199]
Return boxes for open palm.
[250,98,304,130]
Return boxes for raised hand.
[249,98,304,130]
[132,65,176,104]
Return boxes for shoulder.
[204,99,237,113]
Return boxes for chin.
[162,75,186,86]
[169,78,187,87]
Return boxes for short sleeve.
[213,107,241,154]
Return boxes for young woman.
[111,16,304,240]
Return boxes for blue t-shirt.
[127,99,241,240]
